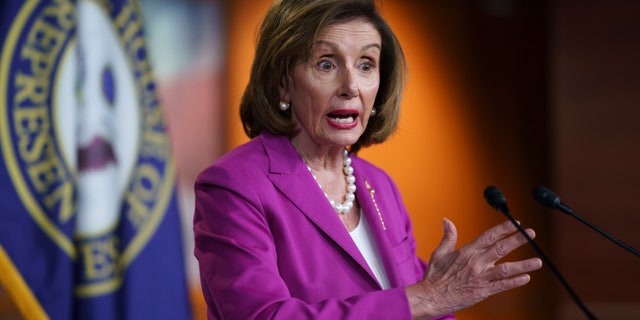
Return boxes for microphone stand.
[498,207,597,320]
[532,185,640,258]
[557,206,640,258]
[484,186,597,320]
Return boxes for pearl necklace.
[305,149,356,214]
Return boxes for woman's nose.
[339,68,359,99]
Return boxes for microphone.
[532,185,640,258]
[483,186,597,320]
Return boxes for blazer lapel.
[262,134,376,285]
[354,167,404,288]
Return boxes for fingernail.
[534,258,543,269]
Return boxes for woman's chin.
[330,133,362,148]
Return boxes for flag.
[0,0,191,318]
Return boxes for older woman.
[194,0,542,319]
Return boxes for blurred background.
[2,0,639,319]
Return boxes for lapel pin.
[365,179,387,231]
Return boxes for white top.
[349,210,391,289]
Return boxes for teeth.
[330,116,355,123]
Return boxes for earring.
[370,108,376,116]
[279,101,290,111]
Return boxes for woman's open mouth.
[327,110,359,128]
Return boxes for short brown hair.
[240,0,406,153]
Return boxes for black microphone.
[483,186,597,320]
[532,185,640,258]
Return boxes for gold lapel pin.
[365,179,387,231]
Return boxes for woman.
[194,0,542,319]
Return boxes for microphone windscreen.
[532,185,561,209]
[484,186,507,210]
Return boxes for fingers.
[464,219,537,266]
[474,220,520,250]
[488,273,532,296]
[430,218,458,260]
[477,227,536,265]
[485,258,543,282]
[484,257,543,295]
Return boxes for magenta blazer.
[194,132,455,319]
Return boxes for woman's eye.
[318,60,334,70]
[360,62,375,72]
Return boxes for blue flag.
[0,0,191,319]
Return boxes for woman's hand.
[406,218,543,319]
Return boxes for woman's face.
[283,19,381,151]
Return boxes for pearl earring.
[370,108,376,116]
[279,101,290,111]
